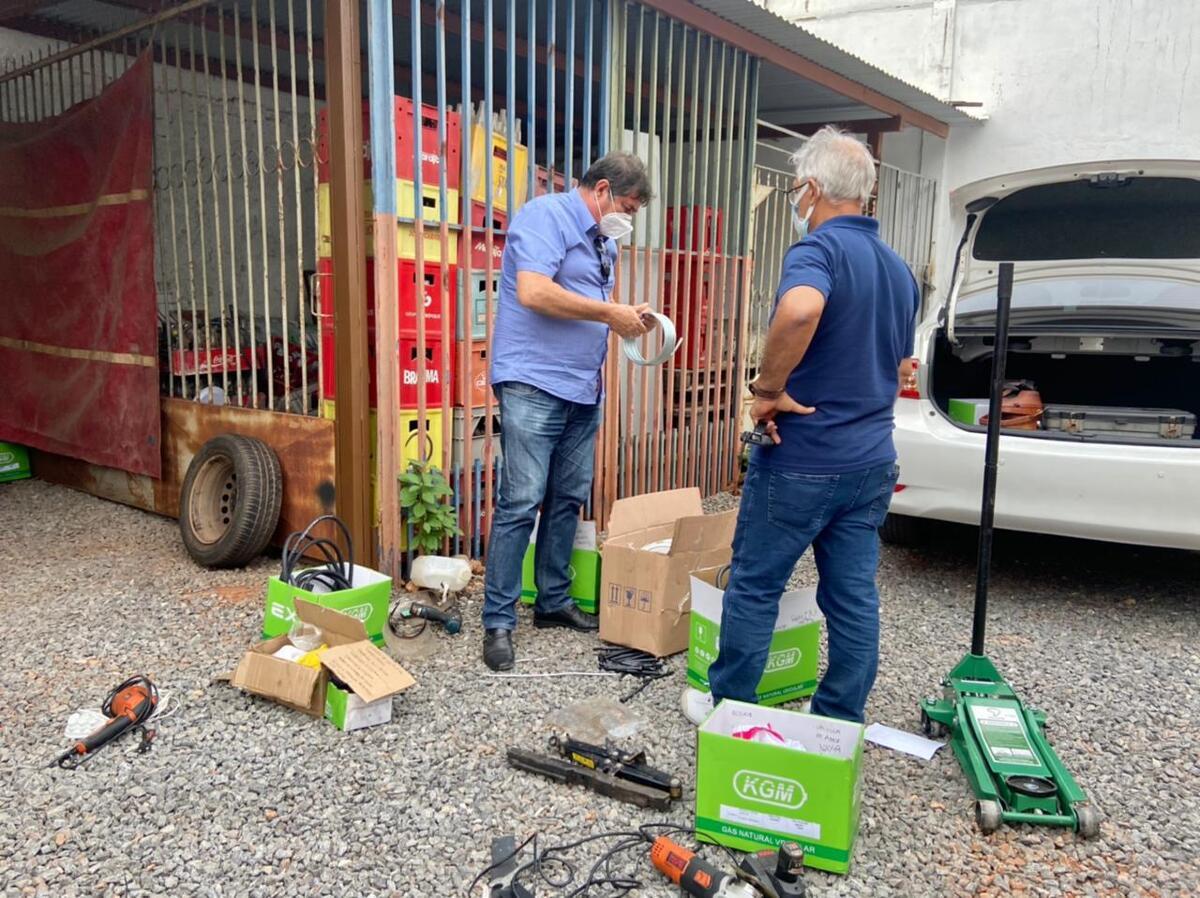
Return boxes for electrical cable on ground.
[280,514,354,592]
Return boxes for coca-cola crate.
[316,97,461,188]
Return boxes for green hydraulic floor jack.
[919,262,1101,840]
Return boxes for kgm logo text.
[733,770,807,810]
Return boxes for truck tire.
[880,513,925,547]
[179,434,282,568]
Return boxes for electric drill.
[651,836,761,898]
[52,675,158,769]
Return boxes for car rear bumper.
[891,398,1200,551]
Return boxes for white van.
[886,161,1200,551]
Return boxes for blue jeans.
[482,382,602,631]
[706,461,900,723]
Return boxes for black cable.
[280,514,354,593]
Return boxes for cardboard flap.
[230,652,322,710]
[321,642,416,703]
[606,488,703,539]
[295,598,370,646]
[670,510,736,554]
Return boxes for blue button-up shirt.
[490,189,617,405]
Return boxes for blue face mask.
[790,184,813,240]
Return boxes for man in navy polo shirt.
[684,127,919,724]
[482,152,652,671]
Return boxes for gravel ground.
[1,479,1197,898]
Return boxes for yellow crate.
[469,124,529,214]
[317,181,461,263]
[318,399,447,527]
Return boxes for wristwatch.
[748,380,784,399]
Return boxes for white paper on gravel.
[864,723,944,760]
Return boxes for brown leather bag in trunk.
[980,381,1044,431]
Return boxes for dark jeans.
[482,382,602,631]
[706,461,900,723]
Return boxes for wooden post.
[326,0,373,566]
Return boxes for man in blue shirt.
[683,127,919,724]
[482,152,652,671]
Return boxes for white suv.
[886,160,1200,551]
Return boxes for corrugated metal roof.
[689,0,982,125]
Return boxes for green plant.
[399,461,461,554]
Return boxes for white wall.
[764,0,1200,299]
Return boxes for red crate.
[401,338,450,408]
[316,257,457,341]
[398,261,457,340]
[533,165,573,197]
[468,202,507,271]
[316,97,461,189]
[455,341,491,408]
[666,205,723,253]
[169,346,258,378]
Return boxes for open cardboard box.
[227,598,414,720]
[599,488,736,657]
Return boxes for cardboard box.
[695,701,865,875]
[325,682,393,732]
[520,517,602,614]
[229,599,414,718]
[949,398,990,427]
[687,568,823,705]
[599,488,736,657]
[262,563,392,646]
[0,441,31,483]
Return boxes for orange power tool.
[651,836,761,898]
[52,675,158,769]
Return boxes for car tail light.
[894,484,907,493]
[899,359,920,400]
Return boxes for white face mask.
[594,189,635,241]
[790,183,813,240]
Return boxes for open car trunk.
[930,330,1200,446]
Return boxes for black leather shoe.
[533,604,599,631]
[483,628,514,671]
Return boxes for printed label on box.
[720,805,821,841]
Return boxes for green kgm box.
[688,568,822,704]
[696,701,865,875]
[0,442,31,483]
[262,564,392,646]
[520,517,601,614]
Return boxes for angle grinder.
[650,836,761,898]
[51,675,158,769]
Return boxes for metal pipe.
[651,14,674,493]
[173,29,201,400]
[436,0,454,524]
[545,0,555,189]
[287,0,308,410]
[564,0,575,187]
[703,41,728,496]
[218,2,243,406]
[268,0,290,404]
[582,0,593,168]
[459,0,474,552]
[411,0,428,459]
[199,23,230,401]
[234,4,260,407]
[251,0,275,408]
[639,10,660,497]
[307,0,321,410]
[189,23,215,399]
[664,24,687,489]
[526,0,536,203]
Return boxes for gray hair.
[790,126,876,206]
[580,151,654,204]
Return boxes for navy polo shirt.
[753,215,920,474]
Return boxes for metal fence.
[746,132,938,373]
[2,0,766,557]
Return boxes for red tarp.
[0,54,160,477]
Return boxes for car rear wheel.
[880,513,926,547]
[179,434,282,568]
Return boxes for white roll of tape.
[621,311,683,366]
